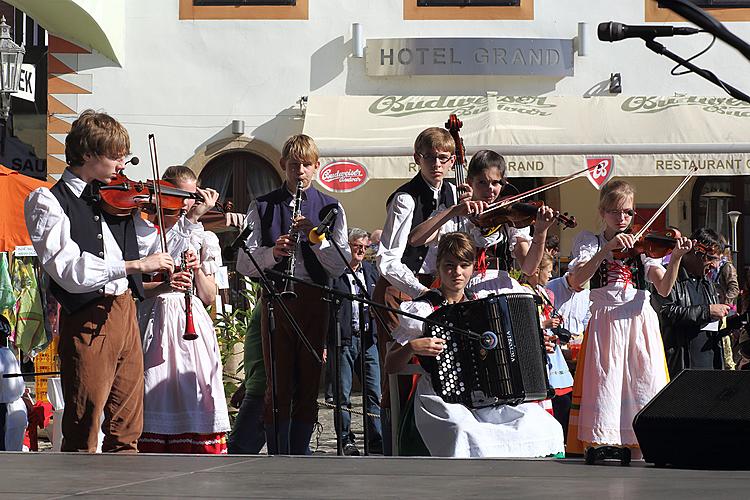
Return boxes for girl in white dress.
[138,166,230,454]
[385,232,564,458]
[408,149,556,296]
[565,180,691,460]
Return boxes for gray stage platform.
[1,453,747,499]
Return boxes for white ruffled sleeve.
[568,231,600,271]
[391,300,434,345]
[507,226,532,253]
[641,254,665,283]
[191,230,223,276]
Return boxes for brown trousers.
[261,285,328,424]
[58,292,144,453]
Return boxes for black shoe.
[343,442,360,456]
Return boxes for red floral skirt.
[139,432,228,454]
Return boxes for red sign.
[585,157,614,190]
[318,160,369,192]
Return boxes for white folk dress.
[393,296,564,458]
[569,230,669,448]
[139,224,230,437]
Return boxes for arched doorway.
[199,150,281,215]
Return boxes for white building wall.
[69,0,750,177]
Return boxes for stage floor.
[1,453,747,499]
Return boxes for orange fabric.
[0,165,53,252]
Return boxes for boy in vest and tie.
[24,110,216,452]
[237,134,351,455]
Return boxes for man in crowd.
[651,228,731,377]
[330,227,383,456]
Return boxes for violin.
[97,173,228,218]
[472,199,577,235]
[97,173,198,217]
[611,225,683,260]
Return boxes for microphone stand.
[327,290,344,456]
[237,239,322,455]
[641,37,750,103]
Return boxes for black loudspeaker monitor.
[633,369,750,468]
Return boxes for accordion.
[418,293,551,409]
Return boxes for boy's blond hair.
[65,109,130,168]
[281,134,319,163]
[414,127,455,156]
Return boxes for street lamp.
[728,210,742,267]
[0,15,25,121]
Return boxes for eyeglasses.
[350,244,368,251]
[605,209,635,217]
[418,153,454,165]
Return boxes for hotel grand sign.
[365,38,574,77]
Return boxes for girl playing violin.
[385,232,564,457]
[138,165,230,454]
[408,149,556,294]
[566,179,692,463]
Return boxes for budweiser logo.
[318,160,368,193]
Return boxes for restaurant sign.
[365,38,574,77]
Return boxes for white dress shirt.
[545,273,591,336]
[376,181,457,299]
[236,191,351,281]
[25,169,198,296]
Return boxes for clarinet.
[280,180,304,299]
[181,249,198,340]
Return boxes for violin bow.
[631,166,698,241]
[148,134,168,253]
[479,165,594,217]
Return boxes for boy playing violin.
[24,110,216,452]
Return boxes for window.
[193,0,294,5]
[688,0,750,6]
[405,0,532,20]
[648,0,750,21]
[180,0,307,20]
[417,0,519,5]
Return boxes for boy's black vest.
[256,184,338,286]
[385,173,455,274]
[49,181,144,314]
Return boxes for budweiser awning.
[302,94,750,185]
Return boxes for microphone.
[308,206,339,245]
[598,21,700,42]
[125,156,139,166]
[229,224,253,252]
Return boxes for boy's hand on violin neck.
[534,205,556,232]
[670,237,693,258]
[129,253,175,275]
[457,183,473,203]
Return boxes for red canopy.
[0,164,53,253]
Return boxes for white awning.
[7,0,124,64]
[303,94,750,179]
